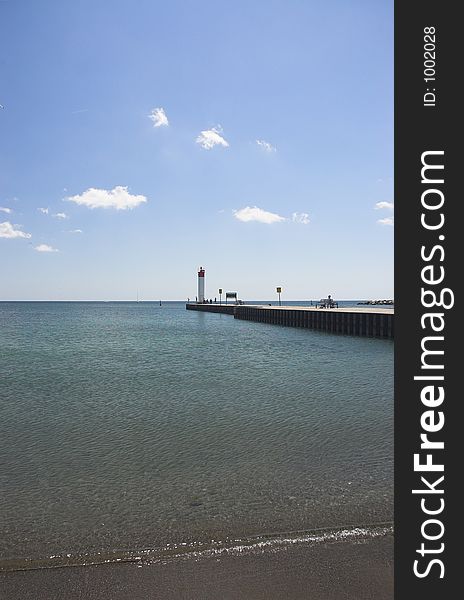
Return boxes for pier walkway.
[186,303,394,339]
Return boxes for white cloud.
[233,206,286,224]
[256,140,276,153]
[196,126,229,150]
[66,186,147,210]
[0,221,32,239]
[0,207,12,214]
[35,243,58,252]
[375,201,394,211]
[67,229,83,234]
[38,208,68,219]
[148,107,169,127]
[292,212,310,225]
[377,217,394,226]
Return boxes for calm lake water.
[0,302,393,567]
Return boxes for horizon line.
[0,298,394,303]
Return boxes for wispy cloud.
[67,229,83,234]
[34,243,58,252]
[256,139,276,153]
[377,217,394,226]
[148,107,169,127]
[233,206,286,224]
[38,208,69,219]
[71,109,89,115]
[66,186,147,210]
[196,126,229,150]
[0,207,12,214]
[375,201,394,211]
[292,212,310,225]
[375,201,394,226]
[0,221,32,239]
[233,206,310,225]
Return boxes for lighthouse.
[197,267,205,303]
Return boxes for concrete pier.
[186,303,235,315]
[186,304,394,339]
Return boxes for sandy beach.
[1,534,393,600]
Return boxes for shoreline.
[0,534,393,600]
[0,523,392,573]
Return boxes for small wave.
[0,522,393,573]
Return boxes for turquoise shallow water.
[0,302,393,566]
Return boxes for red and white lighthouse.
[197,267,205,303]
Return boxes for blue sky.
[0,0,393,300]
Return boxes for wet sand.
[1,535,393,600]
